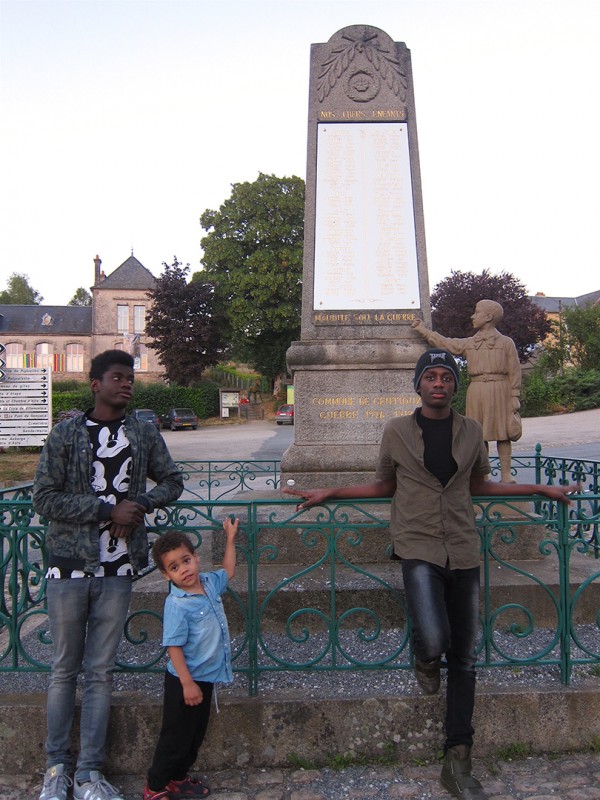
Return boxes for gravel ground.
[2,624,598,697]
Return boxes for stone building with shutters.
[0,254,164,382]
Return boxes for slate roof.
[0,305,92,335]
[94,255,156,291]
[529,290,600,314]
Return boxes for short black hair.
[152,531,195,571]
[89,349,135,381]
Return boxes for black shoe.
[414,657,441,694]
[440,745,488,799]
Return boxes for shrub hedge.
[51,381,220,421]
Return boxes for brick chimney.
[94,254,102,284]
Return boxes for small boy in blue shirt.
[144,519,238,799]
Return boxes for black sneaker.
[414,657,441,694]
[441,745,488,799]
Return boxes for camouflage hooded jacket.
[32,411,184,573]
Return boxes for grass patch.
[588,736,600,754]
[0,449,40,485]
[289,742,398,772]
[494,742,532,761]
[288,753,317,770]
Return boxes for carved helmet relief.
[317,26,408,104]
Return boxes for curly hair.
[152,531,195,571]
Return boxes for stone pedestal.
[282,339,424,486]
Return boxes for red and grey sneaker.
[142,786,175,800]
[167,777,210,797]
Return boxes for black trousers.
[147,671,213,791]
[402,559,480,752]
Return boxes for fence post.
[556,500,572,685]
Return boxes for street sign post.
[0,363,53,447]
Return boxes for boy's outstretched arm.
[470,474,579,503]
[283,479,396,510]
[222,516,239,579]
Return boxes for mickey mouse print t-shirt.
[86,414,135,577]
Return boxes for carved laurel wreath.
[317,31,408,103]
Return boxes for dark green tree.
[145,258,225,386]
[0,272,43,304]
[68,287,92,306]
[544,304,600,372]
[199,172,304,383]
[430,269,550,361]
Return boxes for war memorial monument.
[282,24,432,485]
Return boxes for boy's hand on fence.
[283,486,333,510]
[223,515,239,540]
[547,483,581,504]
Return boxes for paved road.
[162,408,600,464]
[161,419,294,462]
[513,407,600,461]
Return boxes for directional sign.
[0,365,53,447]
[0,342,4,380]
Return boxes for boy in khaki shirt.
[286,349,575,800]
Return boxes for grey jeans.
[45,576,132,781]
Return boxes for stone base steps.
[2,684,599,774]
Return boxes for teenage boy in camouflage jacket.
[33,350,183,800]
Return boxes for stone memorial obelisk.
[281,25,431,486]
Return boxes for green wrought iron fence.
[2,449,599,552]
[1,493,599,694]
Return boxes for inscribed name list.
[313,122,420,311]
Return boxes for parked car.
[131,408,161,431]
[275,404,294,425]
[161,407,198,431]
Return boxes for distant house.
[0,254,164,382]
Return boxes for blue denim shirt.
[163,569,233,684]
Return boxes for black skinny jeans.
[402,559,480,752]
[147,671,213,791]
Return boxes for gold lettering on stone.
[371,396,419,406]
[312,397,355,406]
[318,410,358,419]
[371,109,406,119]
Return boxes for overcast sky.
[1,0,598,306]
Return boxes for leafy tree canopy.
[68,287,92,306]
[199,172,304,382]
[0,272,43,304]
[543,304,600,372]
[145,258,226,386]
[430,269,550,361]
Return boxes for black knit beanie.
[413,349,460,391]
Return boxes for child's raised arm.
[222,515,239,579]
